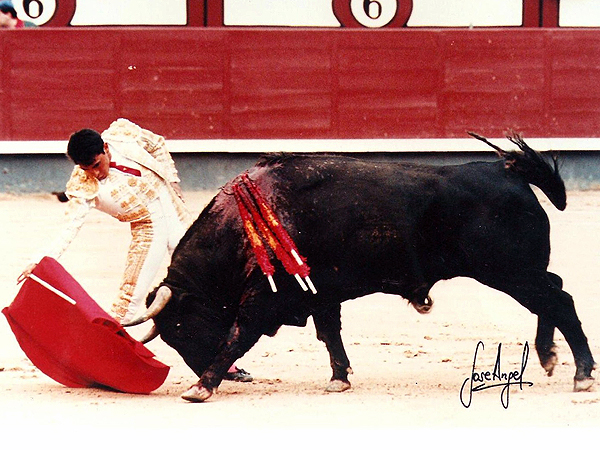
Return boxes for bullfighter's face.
[79,143,111,181]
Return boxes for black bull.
[125,135,595,402]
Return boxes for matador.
[19,118,192,323]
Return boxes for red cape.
[2,257,169,394]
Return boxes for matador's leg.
[111,220,167,323]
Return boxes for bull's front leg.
[313,304,353,393]
[181,324,263,403]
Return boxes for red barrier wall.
[1,27,600,142]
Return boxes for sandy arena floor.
[1,189,599,444]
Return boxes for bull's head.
[122,284,233,378]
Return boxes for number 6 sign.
[333,0,413,28]
[13,0,76,26]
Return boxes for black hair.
[0,6,18,18]
[67,129,105,166]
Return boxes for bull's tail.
[468,132,566,211]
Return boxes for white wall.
[17,0,599,28]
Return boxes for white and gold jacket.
[41,118,193,262]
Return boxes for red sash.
[109,161,141,177]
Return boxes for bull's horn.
[140,324,160,344]
[121,285,172,327]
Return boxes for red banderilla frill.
[233,174,317,294]
[232,184,277,293]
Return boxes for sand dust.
[1,189,599,443]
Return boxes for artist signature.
[460,341,533,409]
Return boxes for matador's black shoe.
[223,367,253,382]
[52,191,69,203]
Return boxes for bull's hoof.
[181,384,214,402]
[541,351,558,377]
[574,377,594,392]
[325,379,351,393]
[413,296,433,314]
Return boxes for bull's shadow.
[124,133,595,402]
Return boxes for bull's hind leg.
[536,316,558,376]
[535,272,562,376]
[480,271,595,392]
[408,283,434,314]
[313,304,353,392]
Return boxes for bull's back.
[253,155,552,281]
[260,155,434,243]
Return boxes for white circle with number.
[350,0,398,28]
[14,0,57,26]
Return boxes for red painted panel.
[228,30,334,138]
[548,33,600,136]
[5,30,117,139]
[1,27,600,143]
[522,0,542,27]
[542,0,560,27]
[0,33,6,138]
[117,31,227,137]
[439,30,548,137]
[337,31,442,137]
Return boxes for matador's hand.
[17,263,37,284]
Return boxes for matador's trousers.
[111,187,188,323]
